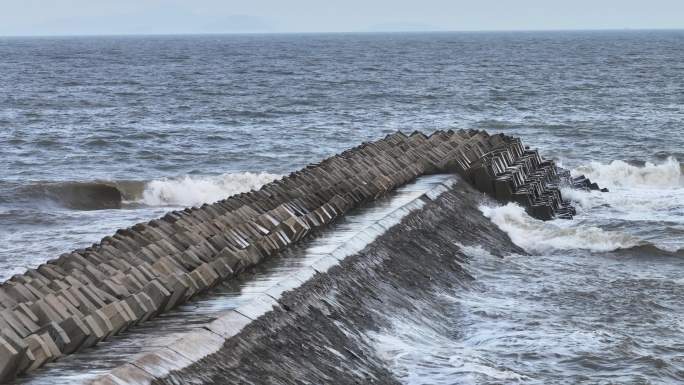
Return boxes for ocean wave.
[16,172,280,210]
[572,157,682,188]
[20,181,136,210]
[140,172,280,207]
[614,243,684,258]
[480,203,642,253]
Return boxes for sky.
[1,0,683,36]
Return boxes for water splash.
[479,203,641,253]
[140,172,281,207]
[572,157,682,189]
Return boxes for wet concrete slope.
[149,176,523,385]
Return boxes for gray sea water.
[1,31,684,384]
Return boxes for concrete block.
[0,309,30,337]
[264,277,302,302]
[11,308,39,336]
[68,286,99,313]
[188,267,213,293]
[89,285,118,305]
[207,234,229,252]
[72,268,98,286]
[150,256,185,277]
[206,310,252,339]
[130,347,193,379]
[165,329,225,363]
[234,294,279,320]
[267,231,289,249]
[424,184,450,200]
[123,295,149,325]
[29,299,65,325]
[57,316,91,354]
[126,266,149,288]
[38,332,62,362]
[209,258,234,279]
[281,216,310,242]
[189,243,215,263]
[0,289,18,309]
[234,246,262,267]
[140,280,171,314]
[24,269,51,288]
[0,328,31,375]
[83,264,108,283]
[176,249,204,271]
[37,264,65,281]
[84,373,123,385]
[100,278,131,299]
[291,266,318,284]
[13,304,39,326]
[56,288,80,309]
[310,256,340,274]
[133,293,157,323]
[137,247,158,264]
[96,303,129,336]
[254,235,278,257]
[4,282,39,303]
[72,285,105,312]
[24,334,51,371]
[117,273,144,293]
[80,314,107,348]
[159,274,190,312]
[136,263,159,282]
[37,321,72,355]
[45,293,75,319]
[108,363,155,385]
[194,263,219,288]
[0,337,20,383]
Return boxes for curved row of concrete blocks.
[0,130,571,382]
[460,137,575,220]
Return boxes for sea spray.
[479,203,640,253]
[572,157,682,188]
[140,172,281,206]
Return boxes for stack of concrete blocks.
[0,130,574,382]
[450,134,575,219]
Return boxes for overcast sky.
[1,0,683,36]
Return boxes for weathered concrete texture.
[147,176,524,385]
[0,129,567,381]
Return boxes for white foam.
[572,157,682,189]
[370,315,528,384]
[480,203,640,253]
[140,172,280,207]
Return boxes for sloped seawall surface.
[154,176,523,385]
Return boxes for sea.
[1,30,683,384]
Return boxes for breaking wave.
[480,203,642,253]
[140,172,280,206]
[572,157,682,188]
[18,181,144,210]
[16,172,280,210]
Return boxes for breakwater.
[130,172,523,385]
[1,130,577,383]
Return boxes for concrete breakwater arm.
[0,129,576,382]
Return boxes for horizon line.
[1,27,683,39]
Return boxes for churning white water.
[572,157,682,189]
[371,159,684,384]
[479,203,641,253]
[140,172,281,206]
